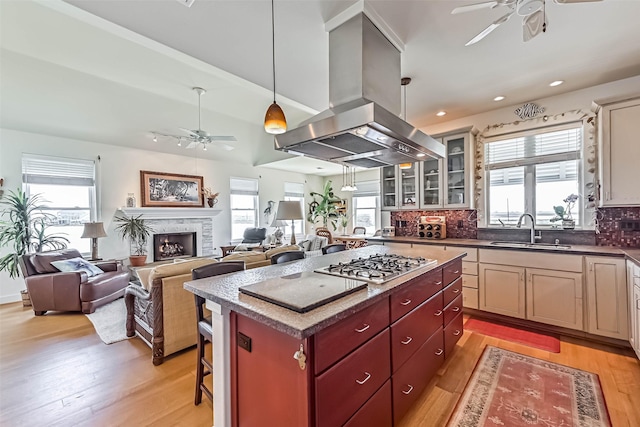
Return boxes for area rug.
[85,297,130,345]
[447,346,611,427]
[465,318,561,353]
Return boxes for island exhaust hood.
[274,13,445,168]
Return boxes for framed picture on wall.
[140,170,204,207]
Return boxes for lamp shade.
[270,218,288,227]
[275,201,303,221]
[264,102,287,134]
[81,222,107,239]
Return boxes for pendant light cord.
[271,0,276,103]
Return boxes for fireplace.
[153,232,197,262]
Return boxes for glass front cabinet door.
[381,165,398,209]
[419,158,442,208]
[399,163,419,209]
[443,132,471,208]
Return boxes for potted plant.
[0,188,69,305]
[550,193,579,229]
[114,214,154,266]
[308,181,342,231]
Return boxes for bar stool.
[270,250,305,265]
[192,261,245,405]
[322,244,347,254]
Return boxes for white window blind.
[230,177,258,196]
[284,182,304,198]
[22,154,95,186]
[353,180,380,197]
[485,124,581,169]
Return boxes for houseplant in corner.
[0,188,69,305]
[114,214,154,266]
[308,180,342,231]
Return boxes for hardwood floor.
[1,303,639,427]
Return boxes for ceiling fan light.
[264,102,287,134]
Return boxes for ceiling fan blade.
[208,136,237,142]
[465,11,513,46]
[553,0,601,3]
[523,10,546,41]
[179,127,200,138]
[452,1,498,14]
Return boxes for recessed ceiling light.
[494,96,505,101]
[549,80,564,87]
[416,153,426,157]
[436,111,447,117]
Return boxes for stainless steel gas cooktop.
[314,253,437,284]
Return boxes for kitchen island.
[184,245,465,427]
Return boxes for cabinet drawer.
[443,294,463,327]
[390,268,443,322]
[443,277,462,307]
[314,298,389,375]
[463,287,479,309]
[315,329,391,427]
[444,312,464,358]
[462,261,478,276]
[392,328,444,425]
[343,380,392,427]
[462,274,478,289]
[443,258,463,286]
[391,292,444,373]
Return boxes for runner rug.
[465,318,561,353]
[447,346,611,427]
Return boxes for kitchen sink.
[490,241,572,250]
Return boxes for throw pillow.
[309,236,328,251]
[298,240,311,252]
[51,257,104,277]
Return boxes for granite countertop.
[184,245,464,340]
[367,236,637,259]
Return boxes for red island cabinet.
[229,263,463,427]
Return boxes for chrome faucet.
[517,213,537,244]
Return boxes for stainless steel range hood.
[274,13,445,168]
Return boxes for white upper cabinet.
[380,163,420,210]
[594,96,640,206]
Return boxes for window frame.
[352,180,380,235]
[229,177,259,242]
[483,123,583,228]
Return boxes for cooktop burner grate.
[316,254,437,284]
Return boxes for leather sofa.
[18,249,130,315]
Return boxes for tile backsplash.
[390,210,478,239]
[388,207,640,248]
[596,207,640,247]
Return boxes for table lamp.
[81,222,107,261]
[274,201,303,245]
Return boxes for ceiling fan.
[151,87,237,151]
[452,0,601,46]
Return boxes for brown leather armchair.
[18,249,130,315]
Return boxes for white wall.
[0,128,323,303]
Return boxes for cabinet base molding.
[463,308,631,350]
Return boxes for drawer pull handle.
[402,384,414,395]
[401,337,413,345]
[435,281,442,286]
[435,349,444,356]
[453,330,462,336]
[434,310,443,317]
[355,372,371,385]
[400,299,412,306]
[453,270,460,274]
[452,288,461,294]
[452,306,461,312]
[355,324,370,333]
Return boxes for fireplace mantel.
[117,207,221,219]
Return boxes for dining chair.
[352,226,366,235]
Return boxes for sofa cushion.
[264,244,301,258]
[146,258,218,291]
[51,257,104,277]
[222,251,267,264]
[30,249,83,274]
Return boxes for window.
[283,182,304,238]
[485,124,582,227]
[22,154,97,254]
[352,180,380,234]
[230,177,259,241]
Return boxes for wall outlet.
[238,332,252,352]
[457,220,464,228]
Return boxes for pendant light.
[264,0,287,134]
[399,77,413,170]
